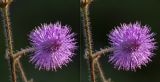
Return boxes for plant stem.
[81,0,95,82]
[2,4,13,57]
[10,58,16,82]
[14,48,35,82]
[96,60,108,82]
[89,58,95,82]
[17,60,28,82]
[81,0,93,59]
[14,47,35,59]
[93,48,114,60]
[1,3,16,82]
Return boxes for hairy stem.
[17,60,28,82]
[96,60,108,82]
[93,48,114,60]
[1,4,17,82]
[81,0,93,58]
[15,48,35,82]
[1,4,13,57]
[10,58,16,82]
[89,59,95,82]
[14,47,35,59]
[81,0,95,82]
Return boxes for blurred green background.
[81,0,160,82]
[0,0,79,82]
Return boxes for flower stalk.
[81,0,96,82]
[93,48,114,60]
[1,1,13,58]
[14,47,35,59]
[0,1,17,82]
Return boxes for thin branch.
[14,47,35,59]
[93,48,114,60]
[17,60,28,82]
[96,60,109,82]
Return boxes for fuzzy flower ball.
[29,22,76,71]
[108,22,156,71]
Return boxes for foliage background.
[0,0,80,82]
[81,0,160,82]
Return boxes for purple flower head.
[108,22,156,71]
[29,22,76,71]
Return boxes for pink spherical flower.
[29,22,76,71]
[108,22,156,71]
